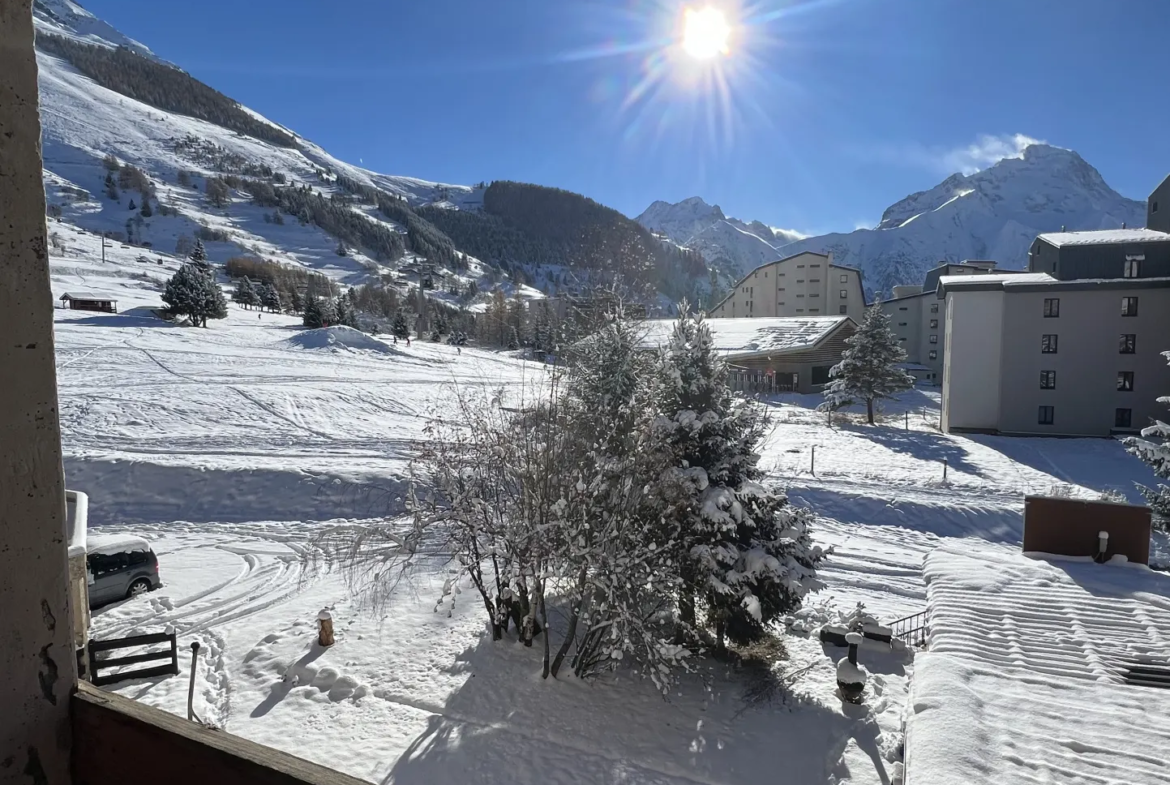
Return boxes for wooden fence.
[88,630,179,687]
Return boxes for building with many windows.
[1028,226,1170,279]
[939,273,1170,436]
[880,260,1004,384]
[708,251,867,321]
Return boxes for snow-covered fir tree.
[163,262,227,328]
[233,276,261,309]
[189,238,207,263]
[335,292,357,328]
[657,301,826,647]
[391,311,410,340]
[1126,351,1170,529]
[820,304,914,424]
[302,297,325,328]
[261,283,282,313]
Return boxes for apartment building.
[1150,172,1170,233]
[708,251,867,321]
[1029,226,1170,279]
[880,260,1002,384]
[939,273,1170,436]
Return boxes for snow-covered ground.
[56,232,1167,784]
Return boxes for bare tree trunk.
[866,397,874,425]
[550,566,588,678]
[537,577,550,678]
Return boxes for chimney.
[1123,222,1127,229]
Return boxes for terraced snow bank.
[906,543,1170,784]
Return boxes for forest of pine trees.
[333,175,458,267]
[35,34,297,148]
[243,181,407,262]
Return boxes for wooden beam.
[72,683,369,785]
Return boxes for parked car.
[86,534,161,608]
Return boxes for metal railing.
[890,610,929,648]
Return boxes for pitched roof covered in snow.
[1035,227,1170,247]
[905,543,1170,785]
[638,316,852,359]
[60,292,117,302]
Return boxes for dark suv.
[86,535,161,608]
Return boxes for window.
[796,308,805,313]
[1038,406,1055,425]
[899,337,907,342]
[840,289,848,299]
[797,294,805,298]
[1122,296,1139,316]
[840,274,848,283]
[797,264,805,268]
[930,304,939,314]
[898,322,908,327]
[1040,370,1056,389]
[809,308,819,313]
[810,278,821,283]
[812,366,831,385]
[1118,371,1134,392]
[1043,298,1060,317]
[1154,201,1160,214]
[1124,259,1140,278]
[797,279,805,283]
[1041,334,1058,353]
[764,271,767,278]
[929,335,938,344]
[753,271,758,278]
[810,263,821,268]
[928,350,938,360]
[778,287,785,292]
[930,319,939,329]
[1116,408,1133,428]
[778,302,785,307]
[809,293,820,298]
[1120,334,1136,354]
[899,307,908,311]
[839,305,848,314]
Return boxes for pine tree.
[391,311,410,340]
[303,297,325,328]
[319,297,338,327]
[262,283,282,313]
[335,292,356,327]
[128,199,137,211]
[139,200,153,218]
[163,262,227,327]
[656,301,825,647]
[289,288,304,314]
[1126,355,1170,530]
[821,304,914,424]
[335,241,348,257]
[190,238,207,263]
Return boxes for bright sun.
[682,6,731,59]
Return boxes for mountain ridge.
[637,144,1147,297]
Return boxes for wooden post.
[317,609,335,647]
[811,445,816,476]
[905,410,909,431]
[943,458,948,482]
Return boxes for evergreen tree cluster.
[223,256,336,315]
[243,181,407,262]
[334,175,458,267]
[417,205,560,269]
[36,34,297,148]
[231,276,282,312]
[333,304,826,692]
[162,260,227,327]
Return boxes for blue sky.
[85,0,1170,235]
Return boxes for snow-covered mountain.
[638,145,1147,297]
[31,0,512,305]
[636,197,806,281]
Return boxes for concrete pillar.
[0,1,77,783]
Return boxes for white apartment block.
[880,261,1003,384]
[708,252,867,322]
[940,273,1170,437]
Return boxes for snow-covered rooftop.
[1037,227,1170,247]
[906,542,1170,785]
[937,272,1056,289]
[639,316,850,358]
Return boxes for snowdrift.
[283,326,403,355]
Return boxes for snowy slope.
[33,2,492,301]
[639,145,1146,297]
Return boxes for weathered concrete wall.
[0,1,76,783]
